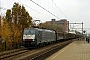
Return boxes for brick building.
[46,19,69,32]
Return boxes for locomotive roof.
[24,28,55,33]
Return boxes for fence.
[0,41,22,52]
[0,41,6,52]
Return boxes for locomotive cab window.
[24,29,35,35]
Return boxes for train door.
[36,30,42,46]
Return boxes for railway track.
[0,47,25,56]
[0,47,28,60]
[23,40,72,60]
[0,40,72,60]
[16,40,72,60]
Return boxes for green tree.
[1,17,12,50]
[20,5,27,28]
[20,5,32,29]
[12,2,32,28]
[0,16,1,36]
[25,12,32,28]
[1,18,12,40]
[6,9,12,25]
[3,2,33,50]
[12,2,19,25]
[11,24,22,48]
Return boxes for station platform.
[45,40,90,60]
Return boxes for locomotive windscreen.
[23,29,35,42]
[24,29,35,35]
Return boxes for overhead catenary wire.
[52,0,68,19]
[30,0,60,19]
[18,0,38,13]
[18,0,52,21]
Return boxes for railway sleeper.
[22,41,72,60]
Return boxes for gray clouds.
[0,0,90,33]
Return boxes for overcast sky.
[0,0,90,33]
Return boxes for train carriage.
[22,28,80,48]
[55,32,64,42]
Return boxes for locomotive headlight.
[23,35,26,39]
[28,35,31,36]
[32,39,35,41]
[23,35,25,37]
